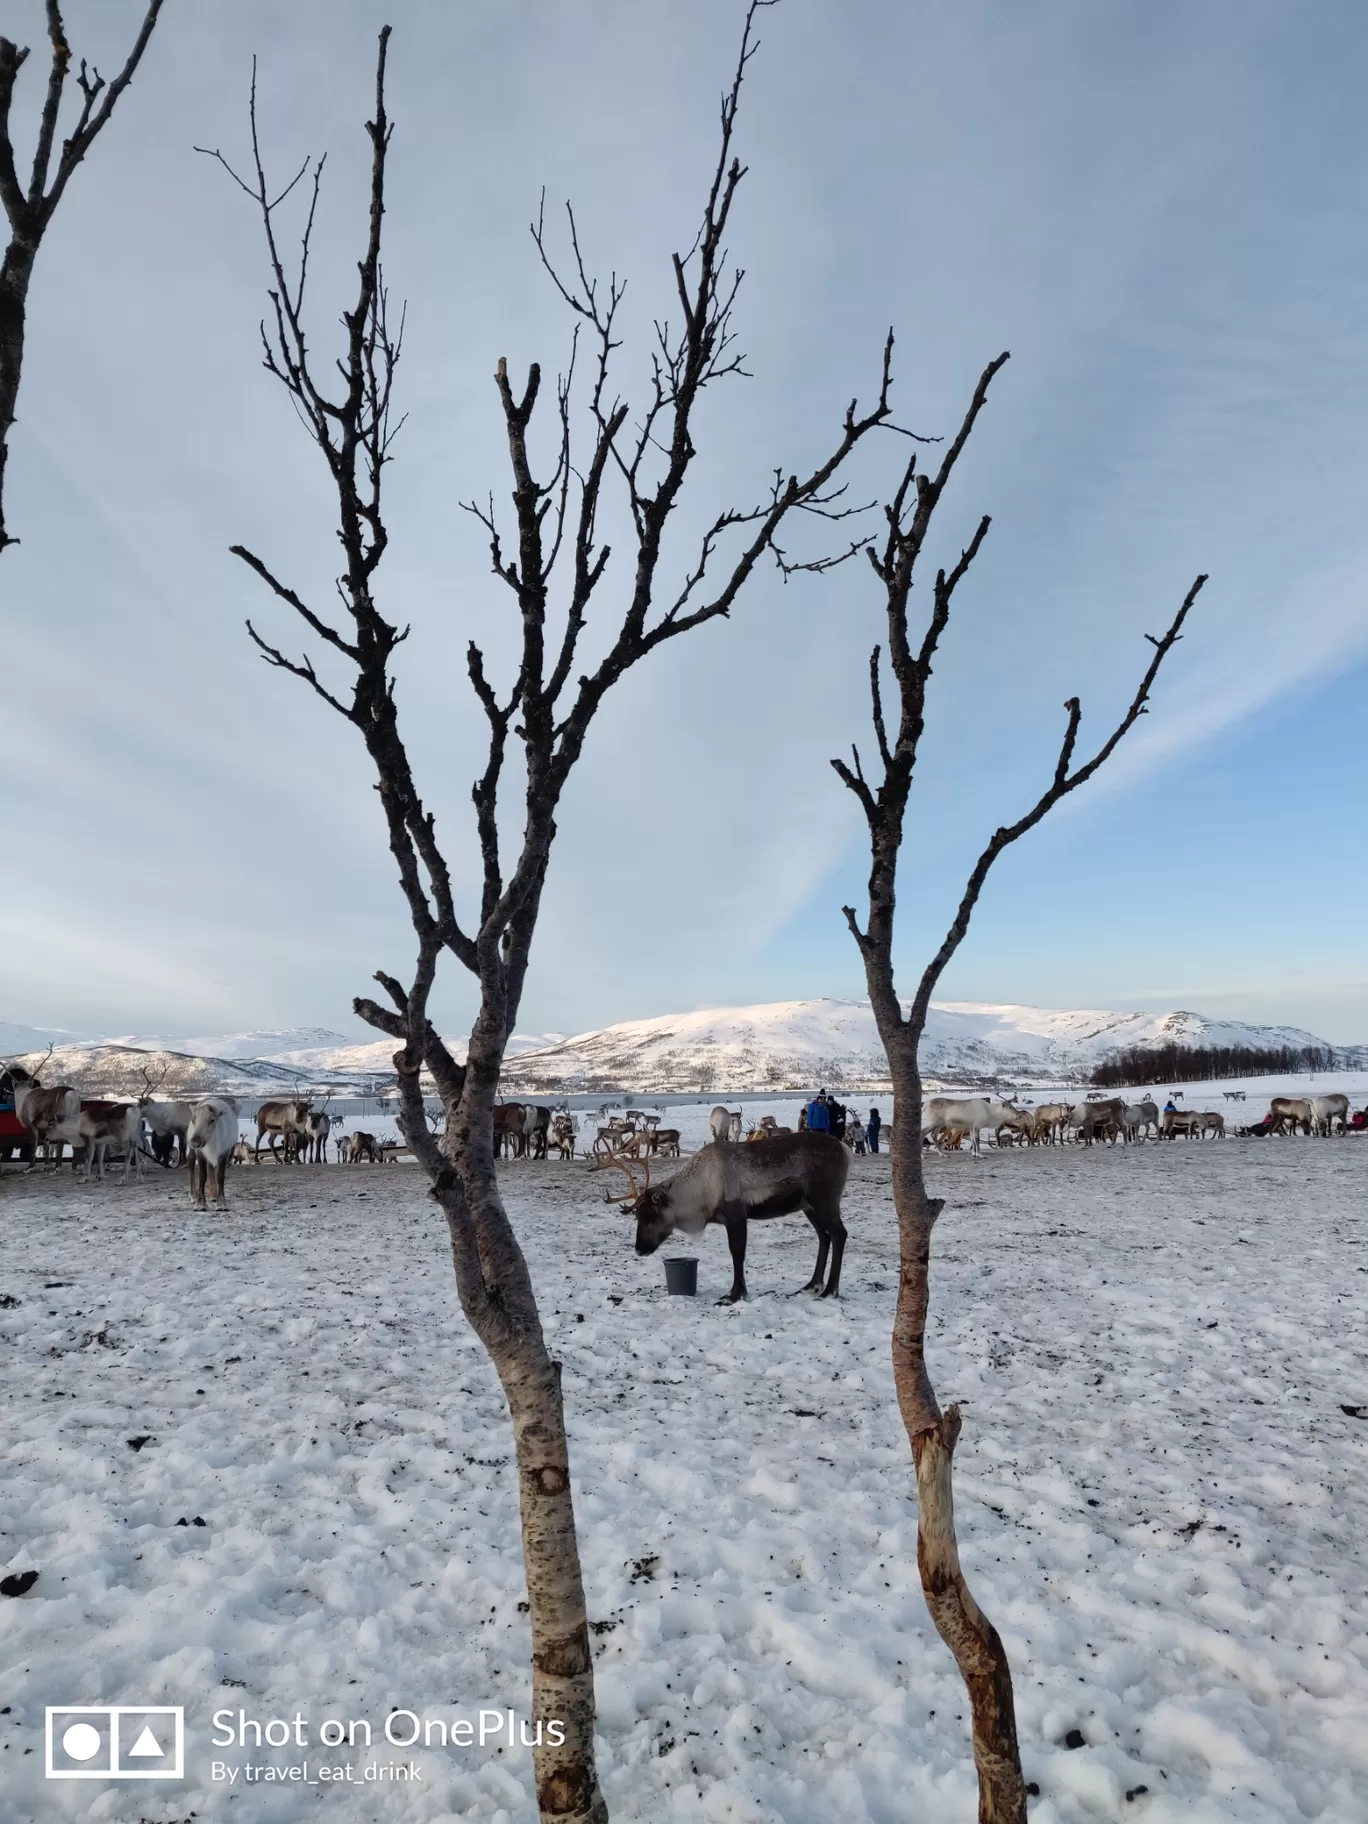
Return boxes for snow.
[8,1000,1361,1105]
[499,999,1359,1096]
[2,1139,1365,1822]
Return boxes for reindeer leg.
[820,1207,847,1298]
[796,1209,827,1293]
[718,1209,748,1304]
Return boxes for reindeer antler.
[590,1152,644,1205]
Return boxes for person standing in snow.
[849,1114,867,1154]
[806,1091,831,1134]
[867,1106,882,1153]
[829,1097,847,1141]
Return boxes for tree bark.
[884,1041,1028,1824]
[439,1179,606,1822]
[401,1031,607,1822]
[0,235,35,548]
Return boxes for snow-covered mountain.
[4,1000,1351,1098]
[99,1026,568,1071]
[0,1021,85,1055]
[104,1026,355,1061]
[497,998,1346,1094]
[0,1025,573,1098]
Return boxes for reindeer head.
[631,1183,674,1255]
[589,1151,669,1249]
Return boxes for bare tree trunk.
[0,237,35,538]
[885,1043,1026,1823]
[411,1047,606,1820]
[830,345,1202,1814]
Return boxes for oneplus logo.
[45,1706,184,1780]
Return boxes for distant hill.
[4,1001,1357,1098]
[497,998,1355,1094]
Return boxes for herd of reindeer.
[2,1045,1360,1217]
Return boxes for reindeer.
[923,1096,1026,1155]
[548,1113,578,1159]
[1163,1108,1204,1139]
[592,1118,634,1159]
[1309,1093,1349,1136]
[78,1100,143,1184]
[348,1130,379,1164]
[301,1103,333,1162]
[598,1131,850,1304]
[254,1098,313,1162]
[188,1097,239,1207]
[1267,1096,1312,1137]
[1029,1102,1075,1145]
[1,1053,79,1168]
[137,1064,192,1167]
[708,1105,730,1145]
[494,1102,527,1158]
[522,1104,552,1160]
[1075,1097,1129,1145]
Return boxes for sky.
[1,0,1366,1045]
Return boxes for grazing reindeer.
[1029,1103,1075,1145]
[255,1098,313,1161]
[708,1105,731,1145]
[1267,1096,1312,1137]
[188,1097,239,1207]
[138,1066,192,1167]
[1075,1097,1129,1145]
[923,1096,1026,1155]
[600,1131,850,1304]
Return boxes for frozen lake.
[1,1140,1365,1821]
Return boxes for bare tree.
[0,0,165,552]
[833,353,1205,1822]
[207,12,895,1819]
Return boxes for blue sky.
[1,0,1366,1041]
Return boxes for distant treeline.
[1091,1043,1339,1088]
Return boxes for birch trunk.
[887,1044,1028,1824]
[425,1036,606,1823]
[0,236,34,546]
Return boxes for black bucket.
[663,1256,698,1296]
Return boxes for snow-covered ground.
[1,1142,1365,1822]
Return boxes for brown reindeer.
[254,1098,312,1161]
[493,1102,527,1158]
[600,1132,850,1304]
[1,1055,80,1168]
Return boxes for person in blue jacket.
[867,1106,882,1153]
[806,1090,831,1134]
